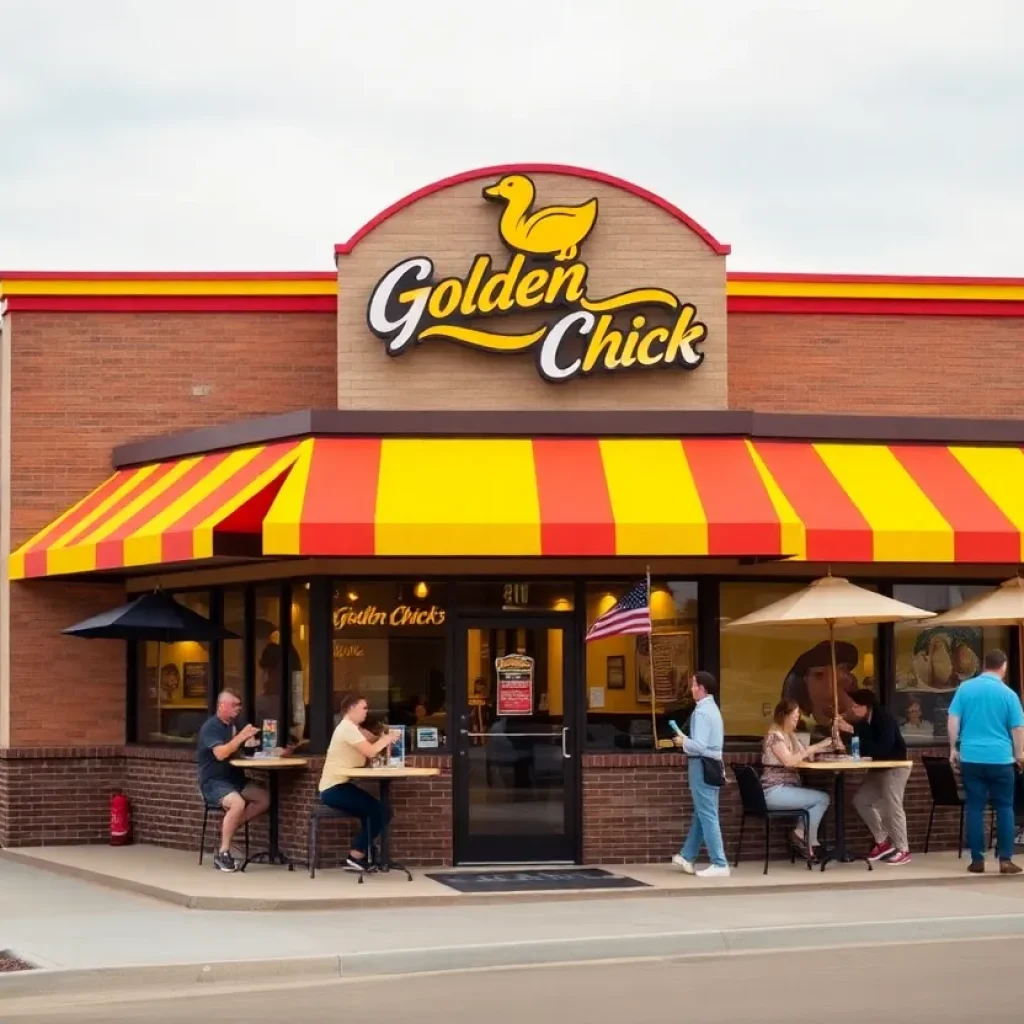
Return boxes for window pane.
[254,585,283,733]
[584,581,697,751]
[138,591,210,744]
[720,582,878,741]
[332,581,448,750]
[893,584,1011,746]
[288,584,311,745]
[223,588,245,699]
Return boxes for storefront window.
[456,581,574,613]
[253,584,283,729]
[584,581,697,751]
[222,588,245,699]
[137,591,211,744]
[720,582,879,741]
[289,583,311,746]
[893,584,1011,746]
[331,580,448,750]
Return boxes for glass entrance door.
[453,616,580,864]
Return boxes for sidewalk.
[5,855,1024,986]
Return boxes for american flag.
[585,581,651,641]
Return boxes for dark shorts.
[200,779,244,807]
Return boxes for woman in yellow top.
[319,692,401,873]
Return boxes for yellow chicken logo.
[482,174,598,262]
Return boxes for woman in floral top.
[762,699,834,858]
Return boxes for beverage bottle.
[851,735,860,761]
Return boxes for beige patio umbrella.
[928,576,1024,689]
[724,575,935,745]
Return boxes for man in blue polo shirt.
[948,650,1024,874]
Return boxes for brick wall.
[728,313,1024,416]
[6,311,336,748]
[583,749,966,865]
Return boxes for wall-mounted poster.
[495,654,535,716]
[636,632,693,705]
[182,662,208,701]
[606,655,626,690]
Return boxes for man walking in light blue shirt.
[948,649,1024,874]
[672,671,729,878]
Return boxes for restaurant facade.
[3,162,1024,867]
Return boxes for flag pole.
[647,566,658,750]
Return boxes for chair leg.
[802,811,812,870]
[734,814,745,868]
[199,807,209,866]
[244,821,250,861]
[763,819,770,876]
[309,817,319,880]
[925,804,935,855]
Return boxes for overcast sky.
[1,1,1021,275]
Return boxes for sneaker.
[671,854,695,875]
[696,864,731,878]
[886,851,912,866]
[867,840,895,862]
[1000,860,1023,875]
[344,856,367,873]
[968,860,985,874]
[213,850,237,873]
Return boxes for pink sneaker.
[867,840,895,862]
[886,850,912,866]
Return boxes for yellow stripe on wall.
[726,281,1024,301]
[600,440,707,555]
[263,440,315,555]
[375,440,542,555]
[814,444,954,562]
[950,446,1024,561]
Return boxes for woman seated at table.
[319,692,401,873]
[762,699,834,859]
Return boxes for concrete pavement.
[4,937,1022,1022]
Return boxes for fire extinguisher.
[110,791,132,847]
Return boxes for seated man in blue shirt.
[197,690,270,872]
[948,650,1024,874]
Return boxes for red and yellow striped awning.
[8,442,302,580]
[11,436,1024,579]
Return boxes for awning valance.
[10,436,1024,579]
[8,441,302,580]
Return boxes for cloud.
[1,0,1021,273]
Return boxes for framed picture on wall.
[606,655,626,690]
[182,662,209,701]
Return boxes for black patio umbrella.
[63,590,240,642]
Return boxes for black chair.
[308,805,373,882]
[921,755,964,857]
[198,804,250,866]
[732,764,813,875]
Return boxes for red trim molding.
[0,270,335,281]
[3,295,337,314]
[727,296,1024,317]
[729,271,1024,287]
[334,163,732,257]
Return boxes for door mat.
[425,868,648,893]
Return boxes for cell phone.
[668,720,685,737]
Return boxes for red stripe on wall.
[4,295,338,313]
[752,442,873,561]
[159,443,299,562]
[298,438,381,556]
[682,439,784,556]
[532,439,616,555]
[889,445,1021,563]
[727,296,1024,318]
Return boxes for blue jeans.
[319,783,392,856]
[764,785,831,847]
[682,758,727,867]
[961,762,1016,862]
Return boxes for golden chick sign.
[366,174,708,383]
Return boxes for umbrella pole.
[828,620,841,750]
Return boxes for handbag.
[700,756,725,788]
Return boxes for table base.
[240,849,305,872]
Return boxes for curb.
[0,849,1010,913]
[5,912,1024,1001]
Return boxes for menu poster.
[182,662,208,701]
[388,724,407,767]
[495,654,535,716]
[636,632,693,705]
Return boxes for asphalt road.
[4,938,1021,1023]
